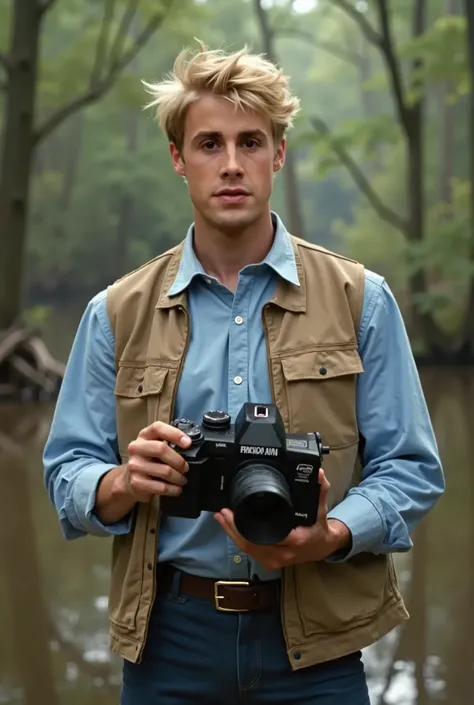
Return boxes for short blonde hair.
[142,42,300,150]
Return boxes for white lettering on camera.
[240,446,279,457]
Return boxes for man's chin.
[206,207,259,234]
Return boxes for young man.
[44,44,444,704]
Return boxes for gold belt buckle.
[214,580,250,612]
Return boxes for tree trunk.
[0,1,43,330]
[281,149,305,237]
[252,0,306,238]
[59,114,84,211]
[114,111,139,278]
[405,2,425,315]
[438,0,460,205]
[438,90,454,205]
[464,0,474,354]
[404,0,448,352]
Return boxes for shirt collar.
[168,212,300,296]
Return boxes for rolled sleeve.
[325,272,445,562]
[326,493,385,562]
[43,289,133,539]
[66,463,133,538]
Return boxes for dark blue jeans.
[121,570,371,704]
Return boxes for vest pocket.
[293,553,394,636]
[281,347,363,447]
[114,365,169,459]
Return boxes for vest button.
[294,651,301,660]
[150,528,156,534]
[137,384,143,393]
[319,367,327,376]
[147,562,153,570]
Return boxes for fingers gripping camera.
[160,402,330,545]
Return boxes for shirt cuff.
[67,463,134,537]
[325,492,386,562]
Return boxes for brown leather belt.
[158,564,281,612]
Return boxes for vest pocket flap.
[115,365,168,398]
[281,348,363,381]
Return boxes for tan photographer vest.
[106,235,408,669]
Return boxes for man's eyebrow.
[190,129,269,144]
[191,131,221,144]
[240,129,268,141]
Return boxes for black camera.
[160,402,329,545]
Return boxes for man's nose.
[220,145,244,178]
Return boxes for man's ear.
[273,138,286,173]
[170,143,185,177]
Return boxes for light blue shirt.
[43,213,444,580]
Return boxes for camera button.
[233,555,243,564]
[233,375,243,385]
[234,315,244,325]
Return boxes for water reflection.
[0,368,471,704]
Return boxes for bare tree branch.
[331,1,410,132]
[375,0,409,129]
[33,2,172,146]
[90,0,117,86]
[464,0,474,350]
[108,0,140,70]
[331,0,382,47]
[274,27,365,67]
[310,115,408,234]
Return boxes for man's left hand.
[214,469,352,571]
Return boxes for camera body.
[160,402,329,544]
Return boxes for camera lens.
[231,464,294,545]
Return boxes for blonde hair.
[142,41,300,150]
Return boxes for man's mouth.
[214,188,250,204]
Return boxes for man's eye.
[203,141,218,150]
[244,139,258,149]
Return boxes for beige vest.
[106,235,409,669]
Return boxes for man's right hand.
[95,421,192,525]
[124,421,192,502]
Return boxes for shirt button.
[234,375,243,385]
[206,278,212,284]
[234,315,244,325]
[233,555,242,564]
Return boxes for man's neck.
[192,211,275,291]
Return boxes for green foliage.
[402,15,470,98]
[23,305,53,329]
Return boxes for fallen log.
[0,326,65,401]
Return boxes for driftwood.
[0,326,65,401]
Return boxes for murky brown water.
[0,366,471,704]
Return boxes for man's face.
[170,94,285,234]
